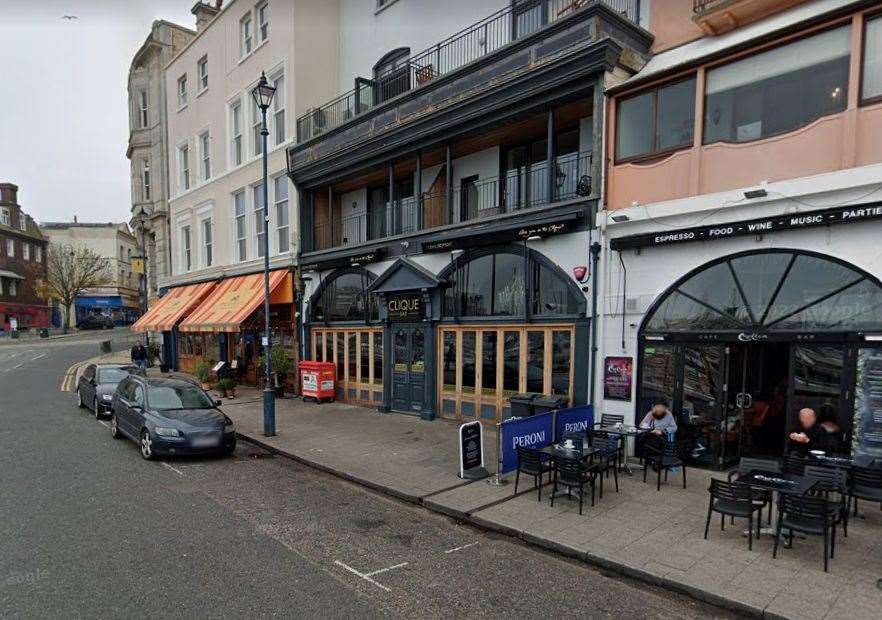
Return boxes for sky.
[0,1,196,225]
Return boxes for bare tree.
[42,243,111,332]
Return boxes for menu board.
[852,349,882,459]
[604,356,633,401]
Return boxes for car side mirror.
[214,400,222,407]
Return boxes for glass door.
[391,325,425,414]
[680,346,727,468]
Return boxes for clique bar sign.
[385,292,423,322]
[610,202,882,251]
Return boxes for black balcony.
[295,0,642,144]
[312,151,591,252]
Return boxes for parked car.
[77,314,115,330]
[109,376,236,460]
[76,363,145,418]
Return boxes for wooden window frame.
[311,327,383,406]
[860,11,882,107]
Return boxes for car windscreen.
[147,385,215,410]
[97,368,130,384]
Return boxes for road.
[0,332,735,618]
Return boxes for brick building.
[0,183,49,331]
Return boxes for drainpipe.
[588,240,601,405]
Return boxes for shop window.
[315,332,324,362]
[503,330,520,397]
[526,331,544,393]
[853,348,882,457]
[348,331,357,381]
[336,333,345,384]
[551,331,571,396]
[442,331,457,392]
[372,331,383,386]
[616,77,696,161]
[482,332,497,395]
[462,331,476,395]
[533,262,579,315]
[313,327,383,405]
[704,26,850,144]
[864,15,882,103]
[311,270,379,322]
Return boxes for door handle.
[735,393,744,408]
[744,393,753,409]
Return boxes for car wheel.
[93,398,102,419]
[110,414,122,439]
[223,441,236,457]
[140,430,154,460]
[76,389,85,408]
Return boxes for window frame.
[142,159,151,201]
[240,13,253,57]
[271,71,285,145]
[197,55,208,92]
[35,245,42,263]
[253,184,266,258]
[860,11,882,107]
[257,1,269,43]
[8,278,16,297]
[178,143,190,192]
[199,130,211,181]
[201,217,213,268]
[231,100,243,166]
[18,214,26,231]
[233,190,248,262]
[177,74,188,108]
[180,224,192,272]
[274,175,289,254]
[251,96,263,157]
[138,90,148,127]
[22,243,29,261]
[6,238,14,257]
[0,207,9,226]
[614,74,697,164]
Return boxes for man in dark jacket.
[788,408,834,455]
[131,342,148,370]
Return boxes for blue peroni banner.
[500,412,554,473]
[554,405,594,442]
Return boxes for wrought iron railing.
[693,0,724,13]
[297,0,640,141]
[312,151,591,251]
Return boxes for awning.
[0,269,24,280]
[131,281,216,332]
[179,270,292,333]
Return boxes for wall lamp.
[610,213,630,223]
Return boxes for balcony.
[312,151,591,252]
[692,0,807,35]
[291,0,649,184]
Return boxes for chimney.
[0,182,18,205]
[191,1,221,32]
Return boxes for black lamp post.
[252,71,277,436]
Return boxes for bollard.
[99,340,112,354]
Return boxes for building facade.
[41,221,142,326]
[0,183,49,332]
[598,0,882,467]
[127,19,196,299]
[146,0,339,381]
[291,0,650,421]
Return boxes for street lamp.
[252,71,277,437]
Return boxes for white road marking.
[333,560,408,592]
[11,362,23,369]
[162,463,184,476]
[445,542,479,554]
[31,353,47,361]
[98,421,109,428]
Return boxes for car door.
[80,365,96,406]
[115,379,135,436]
[131,384,147,434]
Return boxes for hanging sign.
[610,201,882,251]
[385,292,423,322]
[458,421,488,479]
[604,356,633,401]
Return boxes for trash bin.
[532,394,568,416]
[299,360,336,403]
[510,392,541,417]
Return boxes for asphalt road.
[0,332,736,618]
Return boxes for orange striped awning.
[178,270,290,333]
[131,281,216,332]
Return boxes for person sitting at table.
[788,407,834,455]
[636,403,678,458]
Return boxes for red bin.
[299,361,336,403]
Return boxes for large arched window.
[441,246,584,319]
[643,250,882,333]
[310,269,378,323]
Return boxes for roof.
[0,270,24,280]
[607,0,865,95]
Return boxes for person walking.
[131,341,148,371]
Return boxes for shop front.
[0,301,49,331]
[633,249,882,469]
[76,295,141,326]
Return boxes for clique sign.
[386,292,423,322]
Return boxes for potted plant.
[222,376,237,399]
[147,342,161,368]
[195,361,212,389]
[213,380,228,399]
[271,348,293,397]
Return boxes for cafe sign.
[385,292,423,322]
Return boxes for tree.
[43,243,111,332]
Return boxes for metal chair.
[514,446,553,502]
[595,414,626,467]
[727,457,780,524]
[848,465,882,517]
[772,493,837,572]
[782,454,806,476]
[590,434,619,497]
[642,436,687,491]
[804,465,849,537]
[705,479,764,550]
[550,458,600,515]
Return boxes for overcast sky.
[0,1,195,225]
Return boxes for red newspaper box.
[299,361,336,402]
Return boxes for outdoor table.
[594,424,650,475]
[539,443,600,500]
[804,453,882,470]
[738,470,818,544]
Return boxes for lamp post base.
[263,387,276,437]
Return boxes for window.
[231,101,243,165]
[254,185,266,257]
[199,131,211,180]
[311,327,384,405]
[274,176,289,253]
[18,214,26,231]
[35,245,41,262]
[863,15,882,103]
[272,72,285,145]
[257,2,268,42]
[138,90,148,127]
[142,159,151,201]
[197,55,208,91]
[704,26,850,144]
[616,77,696,161]
[178,144,190,191]
[6,238,13,257]
[311,272,378,322]
[22,243,29,261]
[8,279,16,297]
[177,74,188,107]
[202,218,213,267]
[0,207,8,225]
[181,225,192,272]
[240,13,253,56]
[252,98,263,156]
[234,191,247,261]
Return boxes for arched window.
[310,269,378,322]
[373,47,411,103]
[643,250,882,333]
[441,246,584,318]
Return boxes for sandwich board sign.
[459,421,489,480]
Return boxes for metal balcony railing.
[296,0,640,141]
[693,0,723,13]
[312,151,591,251]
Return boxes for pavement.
[214,385,882,620]
[0,331,731,617]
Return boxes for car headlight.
[154,427,181,438]
[101,394,113,401]
[223,423,235,434]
